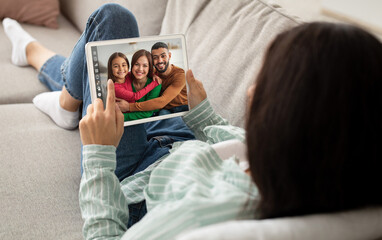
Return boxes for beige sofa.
[1,0,381,239]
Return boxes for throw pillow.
[0,0,60,28]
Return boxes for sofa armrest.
[176,207,382,240]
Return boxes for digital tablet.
[85,34,189,126]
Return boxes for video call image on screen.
[87,36,188,126]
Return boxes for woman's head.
[246,22,382,219]
[107,52,129,83]
[130,49,153,81]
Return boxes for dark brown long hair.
[130,49,153,81]
[246,22,382,219]
[107,52,130,83]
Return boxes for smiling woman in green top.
[115,49,162,121]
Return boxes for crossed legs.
[3,18,82,129]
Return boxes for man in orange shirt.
[117,42,188,115]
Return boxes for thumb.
[185,69,207,109]
[186,69,195,86]
[187,69,205,91]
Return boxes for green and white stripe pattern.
[79,99,259,240]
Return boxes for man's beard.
[155,61,169,73]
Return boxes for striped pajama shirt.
[80,99,259,240]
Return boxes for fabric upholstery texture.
[59,0,168,36]
[161,0,301,127]
[0,104,82,239]
[0,0,60,28]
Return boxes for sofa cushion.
[0,15,81,104]
[0,0,60,28]
[160,0,301,127]
[59,0,168,36]
[176,207,382,240]
[0,103,82,239]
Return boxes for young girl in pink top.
[108,52,161,102]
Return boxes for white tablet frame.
[85,34,189,126]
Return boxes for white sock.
[33,91,80,130]
[2,18,36,67]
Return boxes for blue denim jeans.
[155,105,189,116]
[37,3,195,228]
